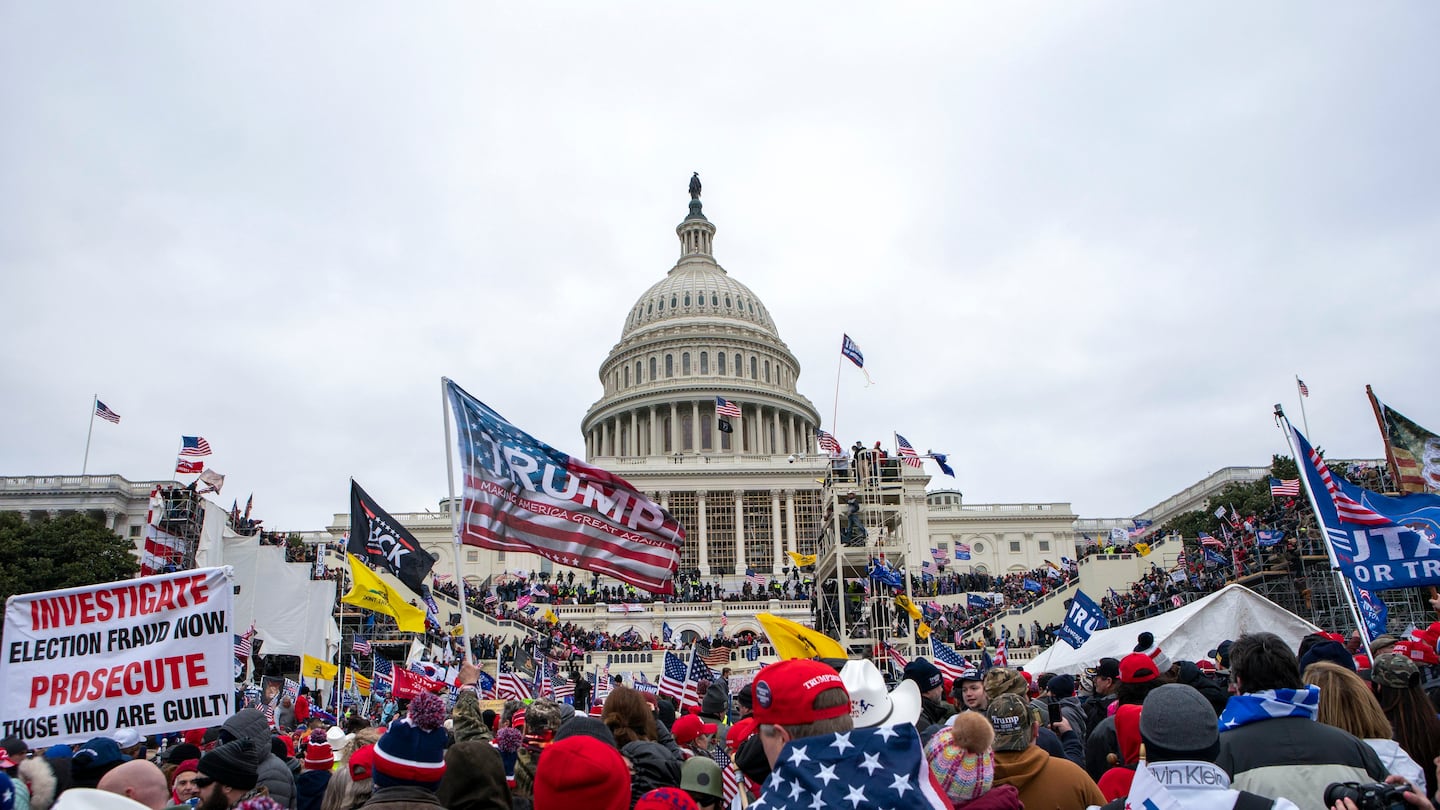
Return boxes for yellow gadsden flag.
[787,551,818,568]
[756,613,847,661]
[342,553,427,633]
[301,654,338,681]
[894,595,923,621]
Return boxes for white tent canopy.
[1023,583,1321,676]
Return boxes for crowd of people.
[16,619,1440,810]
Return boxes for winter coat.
[296,770,331,810]
[1082,693,1116,738]
[436,693,510,810]
[992,744,1106,810]
[1085,714,1119,781]
[1215,716,1388,810]
[361,785,447,810]
[223,709,298,810]
[1173,661,1229,716]
[918,695,956,731]
[955,784,1022,810]
[620,740,682,808]
[17,757,57,810]
[1098,761,1300,810]
[1364,738,1427,798]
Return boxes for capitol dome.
[582,182,820,461]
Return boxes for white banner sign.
[0,567,235,745]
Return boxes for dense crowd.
[15,616,1440,810]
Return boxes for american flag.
[497,660,532,701]
[1304,437,1390,526]
[930,637,976,682]
[1199,532,1226,549]
[179,436,212,456]
[688,651,718,707]
[920,560,937,576]
[352,635,371,656]
[757,725,948,809]
[658,651,690,705]
[1175,550,1188,568]
[895,433,923,468]
[551,672,575,700]
[700,644,732,667]
[1270,477,1301,497]
[234,626,255,660]
[373,656,393,680]
[592,671,612,705]
[484,590,498,606]
[816,429,842,454]
[95,400,121,424]
[447,381,684,594]
[929,548,946,563]
[954,543,971,561]
[715,396,742,418]
[994,637,1008,667]
[1297,378,1310,398]
[882,641,908,669]
[745,567,768,587]
[713,747,742,807]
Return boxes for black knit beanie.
[199,739,261,791]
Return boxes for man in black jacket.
[1214,632,1388,810]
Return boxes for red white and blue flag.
[816,429,842,454]
[179,436,212,456]
[175,458,203,475]
[446,379,684,594]
[1198,533,1225,549]
[95,399,121,424]
[930,636,976,682]
[994,637,1008,667]
[759,725,948,809]
[895,433,923,468]
[658,651,693,706]
[715,396,742,418]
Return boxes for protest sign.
[0,567,234,745]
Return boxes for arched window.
[718,353,726,375]
[623,366,630,386]
[725,296,732,308]
[647,302,653,315]
[750,356,758,379]
[684,293,691,306]
[700,352,709,374]
[665,354,674,378]
[682,353,691,375]
[635,361,642,384]
[734,353,742,376]
[649,357,657,381]
[658,298,664,311]
[711,294,718,306]
[764,360,770,382]
[671,295,677,308]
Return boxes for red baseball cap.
[752,660,848,726]
[1391,640,1440,666]
[671,714,718,746]
[1119,653,1159,684]
[726,718,758,751]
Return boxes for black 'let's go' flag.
[348,480,437,597]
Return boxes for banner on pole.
[0,567,234,745]
[1056,589,1108,649]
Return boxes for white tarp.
[1023,584,1321,676]
[202,500,338,661]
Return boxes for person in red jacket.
[294,686,311,726]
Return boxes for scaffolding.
[151,484,204,572]
[812,454,919,677]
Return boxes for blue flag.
[1203,548,1228,567]
[966,593,988,610]
[931,452,956,478]
[1257,530,1283,548]
[1351,581,1389,644]
[1057,590,1108,649]
[1022,578,1042,593]
[954,543,971,561]
[868,561,904,589]
[1291,424,1440,589]
[662,621,673,642]
[478,671,496,695]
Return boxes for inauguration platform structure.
[811,455,925,677]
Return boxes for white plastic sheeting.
[1023,583,1320,676]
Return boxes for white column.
[785,490,797,555]
[630,410,638,457]
[771,491,783,574]
[691,400,700,452]
[650,406,659,456]
[773,409,782,455]
[669,403,679,453]
[697,491,710,576]
[734,491,746,574]
[600,422,610,456]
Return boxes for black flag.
[717,419,733,434]
[348,480,437,597]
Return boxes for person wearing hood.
[435,665,510,810]
[221,709,297,809]
[988,693,1104,810]
[1172,659,1229,716]
[1036,674,1088,752]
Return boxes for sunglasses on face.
[193,776,215,789]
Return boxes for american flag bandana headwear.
[894,433,923,468]
[446,379,684,594]
[752,725,947,809]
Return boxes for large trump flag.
[445,379,684,594]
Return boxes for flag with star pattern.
[751,724,947,809]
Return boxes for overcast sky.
[3,3,1438,531]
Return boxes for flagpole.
[1365,385,1404,493]
[440,377,473,666]
[82,395,97,475]
[1295,376,1311,437]
[1277,408,1370,659]
[831,350,843,441]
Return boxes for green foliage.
[1157,455,1304,538]
[0,512,140,605]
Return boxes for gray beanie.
[1139,684,1219,762]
